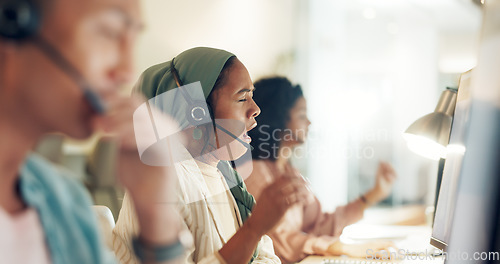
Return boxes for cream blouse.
[194,160,239,242]
[112,147,280,264]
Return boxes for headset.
[170,58,252,151]
[0,0,106,114]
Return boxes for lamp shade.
[403,89,457,160]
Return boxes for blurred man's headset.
[169,58,252,151]
[0,0,106,114]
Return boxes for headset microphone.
[0,0,107,114]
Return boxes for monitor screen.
[445,0,500,260]
[430,70,473,251]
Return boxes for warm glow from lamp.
[447,143,466,155]
[403,133,447,160]
[404,88,457,159]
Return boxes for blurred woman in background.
[245,77,397,263]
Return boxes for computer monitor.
[430,70,473,251]
[444,0,500,260]
[443,83,500,264]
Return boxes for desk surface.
[358,205,427,226]
[298,222,443,264]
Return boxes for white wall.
[300,0,481,210]
[133,0,301,86]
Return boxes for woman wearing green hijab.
[113,47,310,264]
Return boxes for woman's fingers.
[275,177,307,195]
[377,162,397,183]
[271,177,310,210]
[280,166,315,202]
[382,162,397,177]
[281,165,301,178]
[280,182,296,195]
[262,173,310,204]
[251,173,315,235]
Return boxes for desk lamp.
[403,88,458,160]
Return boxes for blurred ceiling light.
[403,88,458,160]
[363,8,377,19]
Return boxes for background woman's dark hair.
[249,77,303,161]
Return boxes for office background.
[58,0,482,212]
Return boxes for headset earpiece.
[0,0,40,40]
[186,100,211,126]
[170,58,212,127]
[188,101,210,141]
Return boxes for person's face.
[210,59,261,161]
[0,0,142,139]
[284,97,311,146]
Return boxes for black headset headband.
[0,0,40,40]
[0,0,106,114]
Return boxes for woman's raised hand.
[246,167,310,236]
[364,162,397,206]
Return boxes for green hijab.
[135,47,234,100]
[135,47,258,262]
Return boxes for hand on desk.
[364,162,397,205]
[326,240,397,259]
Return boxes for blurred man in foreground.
[0,0,184,263]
